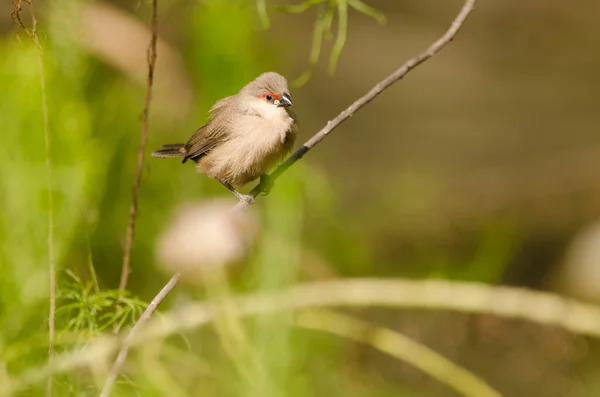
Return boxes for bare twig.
[236,0,476,209]
[12,1,56,396]
[119,0,159,291]
[99,273,181,397]
[100,3,181,393]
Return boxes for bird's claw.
[220,180,255,205]
[235,192,255,205]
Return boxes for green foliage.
[274,0,386,85]
[56,270,147,334]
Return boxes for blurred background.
[2,0,600,395]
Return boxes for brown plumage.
[152,72,297,201]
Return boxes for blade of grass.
[256,0,270,28]
[322,1,335,39]
[297,310,503,397]
[348,0,386,24]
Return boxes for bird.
[152,72,297,204]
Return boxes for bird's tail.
[152,143,185,158]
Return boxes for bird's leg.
[220,180,255,205]
[258,174,274,196]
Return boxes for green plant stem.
[293,3,329,86]
[328,0,347,74]
[256,0,270,28]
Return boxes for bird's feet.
[220,180,255,205]
[258,174,274,196]
[230,190,255,205]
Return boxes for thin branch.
[236,0,476,209]
[12,1,56,396]
[100,2,170,392]
[99,273,181,397]
[119,0,159,291]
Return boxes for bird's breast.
[197,113,297,186]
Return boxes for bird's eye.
[265,94,272,101]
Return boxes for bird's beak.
[278,93,293,107]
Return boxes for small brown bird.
[152,72,297,203]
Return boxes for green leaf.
[329,0,348,74]
[273,0,327,14]
[348,0,386,24]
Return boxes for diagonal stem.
[99,273,181,397]
[235,0,477,210]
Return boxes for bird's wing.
[183,121,229,162]
[182,97,235,163]
[208,96,233,119]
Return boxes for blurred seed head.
[553,219,600,303]
[156,199,259,282]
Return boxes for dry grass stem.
[297,310,503,397]
[99,273,181,397]
[119,0,159,290]
[11,1,57,395]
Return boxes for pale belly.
[197,127,296,186]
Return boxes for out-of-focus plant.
[270,0,386,85]
[56,270,147,334]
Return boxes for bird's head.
[240,72,293,110]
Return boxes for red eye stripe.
[258,92,281,101]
